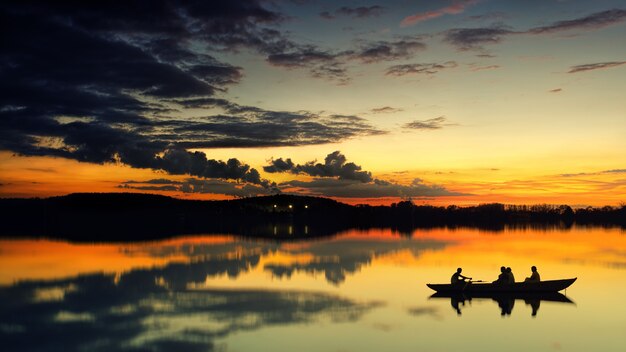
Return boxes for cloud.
[263,151,465,198]
[370,106,403,114]
[403,116,453,130]
[353,40,426,63]
[444,9,626,51]
[560,169,626,177]
[568,61,626,73]
[121,178,275,197]
[264,151,373,182]
[401,0,478,26]
[527,9,626,34]
[321,6,385,20]
[280,178,466,198]
[267,38,427,82]
[443,26,515,51]
[2,2,391,183]
[386,62,457,76]
[470,64,500,72]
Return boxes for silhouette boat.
[426,278,576,293]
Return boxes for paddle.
[462,279,485,291]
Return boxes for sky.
[1,0,625,206]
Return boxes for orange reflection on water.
[0,235,233,285]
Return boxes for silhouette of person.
[496,297,515,316]
[506,267,515,283]
[526,299,540,317]
[525,266,541,282]
[451,296,463,315]
[451,268,471,284]
[493,266,507,284]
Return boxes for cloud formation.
[280,178,465,198]
[121,178,275,197]
[1,1,387,184]
[401,0,478,26]
[264,151,464,198]
[568,61,626,73]
[267,38,427,82]
[443,26,515,51]
[264,151,373,182]
[527,9,626,34]
[371,106,403,114]
[386,62,457,76]
[403,116,453,130]
[444,9,626,51]
[321,6,385,19]
[353,40,426,63]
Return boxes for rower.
[525,266,541,282]
[493,266,507,284]
[451,267,472,284]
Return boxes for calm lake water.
[1,226,625,352]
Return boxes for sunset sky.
[1,0,625,205]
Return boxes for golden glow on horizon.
[1,148,624,206]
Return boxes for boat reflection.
[429,292,575,317]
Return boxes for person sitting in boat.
[506,267,515,283]
[493,266,508,284]
[524,266,541,282]
[451,268,471,284]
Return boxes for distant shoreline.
[0,193,624,242]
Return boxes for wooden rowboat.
[426,278,576,293]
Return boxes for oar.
[462,279,485,290]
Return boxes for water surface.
[1,227,625,351]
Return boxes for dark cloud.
[264,151,373,183]
[353,40,426,63]
[266,46,351,82]
[568,61,626,73]
[444,9,626,51]
[280,178,466,198]
[121,178,275,197]
[321,6,385,20]
[527,9,626,34]
[386,62,457,76]
[403,116,451,130]
[443,26,515,51]
[560,169,626,177]
[1,1,389,184]
[263,151,465,198]
[604,169,626,174]
[267,38,426,82]
[371,106,403,114]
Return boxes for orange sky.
[1,151,624,206]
